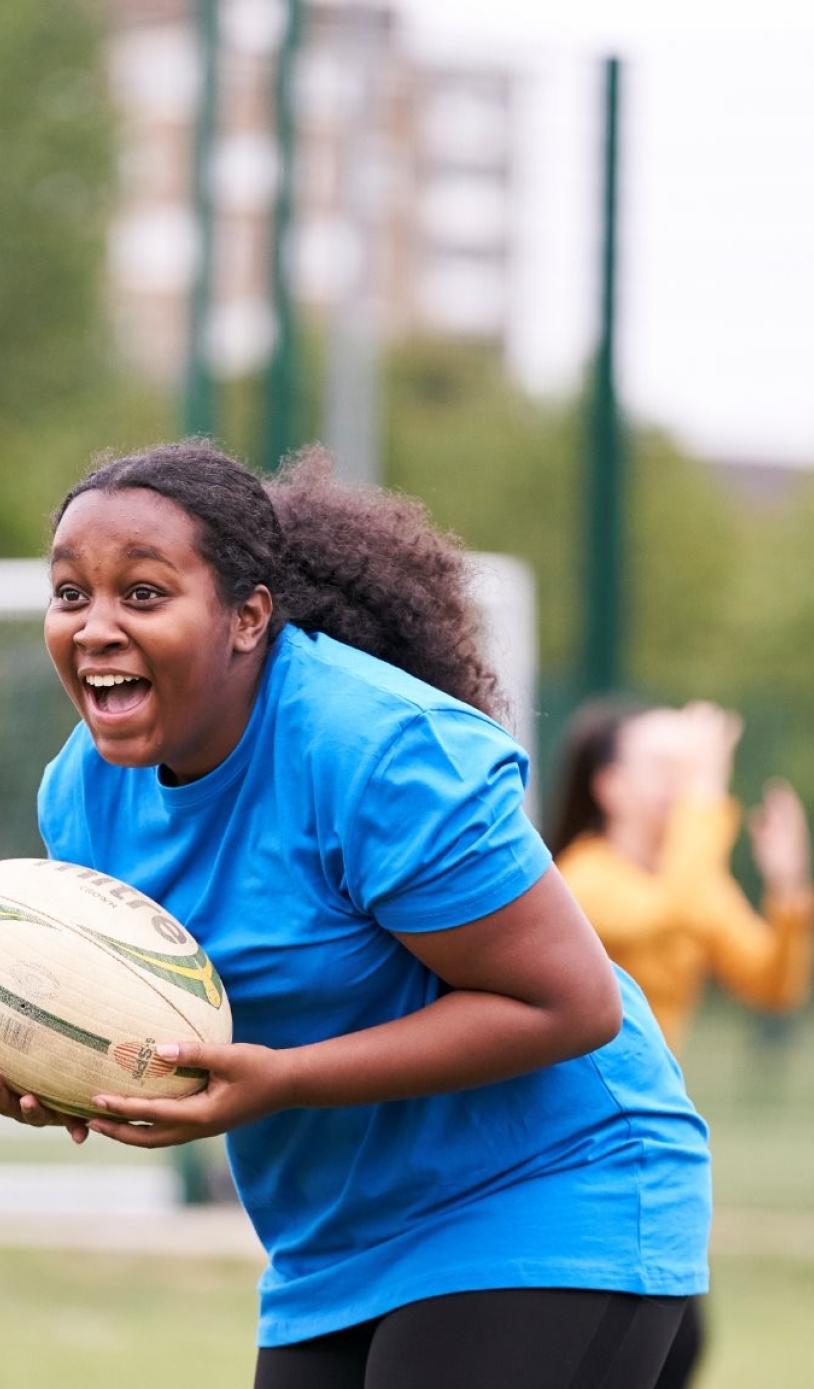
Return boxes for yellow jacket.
[557,797,813,1054]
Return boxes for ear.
[233,585,273,654]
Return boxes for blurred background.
[1,3,813,1387]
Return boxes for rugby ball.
[0,858,231,1118]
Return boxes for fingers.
[0,1077,23,1121]
[87,1090,213,1148]
[90,1092,205,1124]
[18,1093,89,1143]
[84,1040,227,1144]
[87,1082,213,1149]
[1,1079,53,1127]
[18,1095,55,1127]
[757,782,809,839]
[86,1115,192,1149]
[0,1077,89,1142]
[155,1040,199,1065]
[762,778,804,812]
[681,701,743,746]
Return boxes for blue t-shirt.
[39,626,711,1345]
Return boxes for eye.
[52,585,86,605]
[128,584,163,603]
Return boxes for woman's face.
[593,710,684,839]
[45,487,269,782]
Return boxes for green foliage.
[0,1,112,423]
[0,1,175,557]
[626,425,743,697]
[378,338,814,823]
[0,385,176,556]
[380,340,757,695]
[383,340,582,674]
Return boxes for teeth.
[84,674,141,687]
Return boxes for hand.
[86,1042,286,1149]
[0,1074,89,1145]
[749,779,812,897]
[675,701,744,798]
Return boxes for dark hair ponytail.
[52,439,506,721]
[545,698,645,859]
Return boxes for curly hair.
[52,440,506,721]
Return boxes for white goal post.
[0,553,540,820]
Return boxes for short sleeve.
[37,725,96,865]
[343,708,552,931]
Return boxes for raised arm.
[706,780,813,1010]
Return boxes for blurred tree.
[627,424,743,697]
[0,2,110,416]
[382,340,747,693]
[383,339,582,676]
[0,1,172,555]
[380,338,814,824]
[729,480,814,705]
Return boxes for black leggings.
[653,1295,704,1389]
[254,1288,689,1389]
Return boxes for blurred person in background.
[547,698,813,1389]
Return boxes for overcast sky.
[396,1,814,466]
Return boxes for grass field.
[698,1255,814,1389]
[1,997,811,1386]
[0,1248,258,1388]
[0,1247,811,1389]
[682,996,814,1214]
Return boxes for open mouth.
[84,675,152,718]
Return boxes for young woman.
[548,698,813,1388]
[0,443,711,1389]
[549,699,812,1056]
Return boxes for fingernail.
[156,1044,180,1060]
[91,1097,108,1109]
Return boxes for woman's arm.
[705,781,813,1010]
[285,866,621,1104]
[82,868,622,1148]
[557,796,741,950]
[704,883,812,1010]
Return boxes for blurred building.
[106,0,518,383]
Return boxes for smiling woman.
[46,486,271,782]
[2,440,712,1389]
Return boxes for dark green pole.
[583,57,624,693]
[176,0,219,1205]
[263,0,305,473]
[182,0,219,439]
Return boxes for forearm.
[754,891,813,1010]
[709,886,813,1010]
[276,987,619,1109]
[84,872,624,1148]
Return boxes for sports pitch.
[0,997,811,1387]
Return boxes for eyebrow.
[50,545,77,565]
[49,543,181,572]
[123,544,180,571]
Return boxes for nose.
[72,597,128,652]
